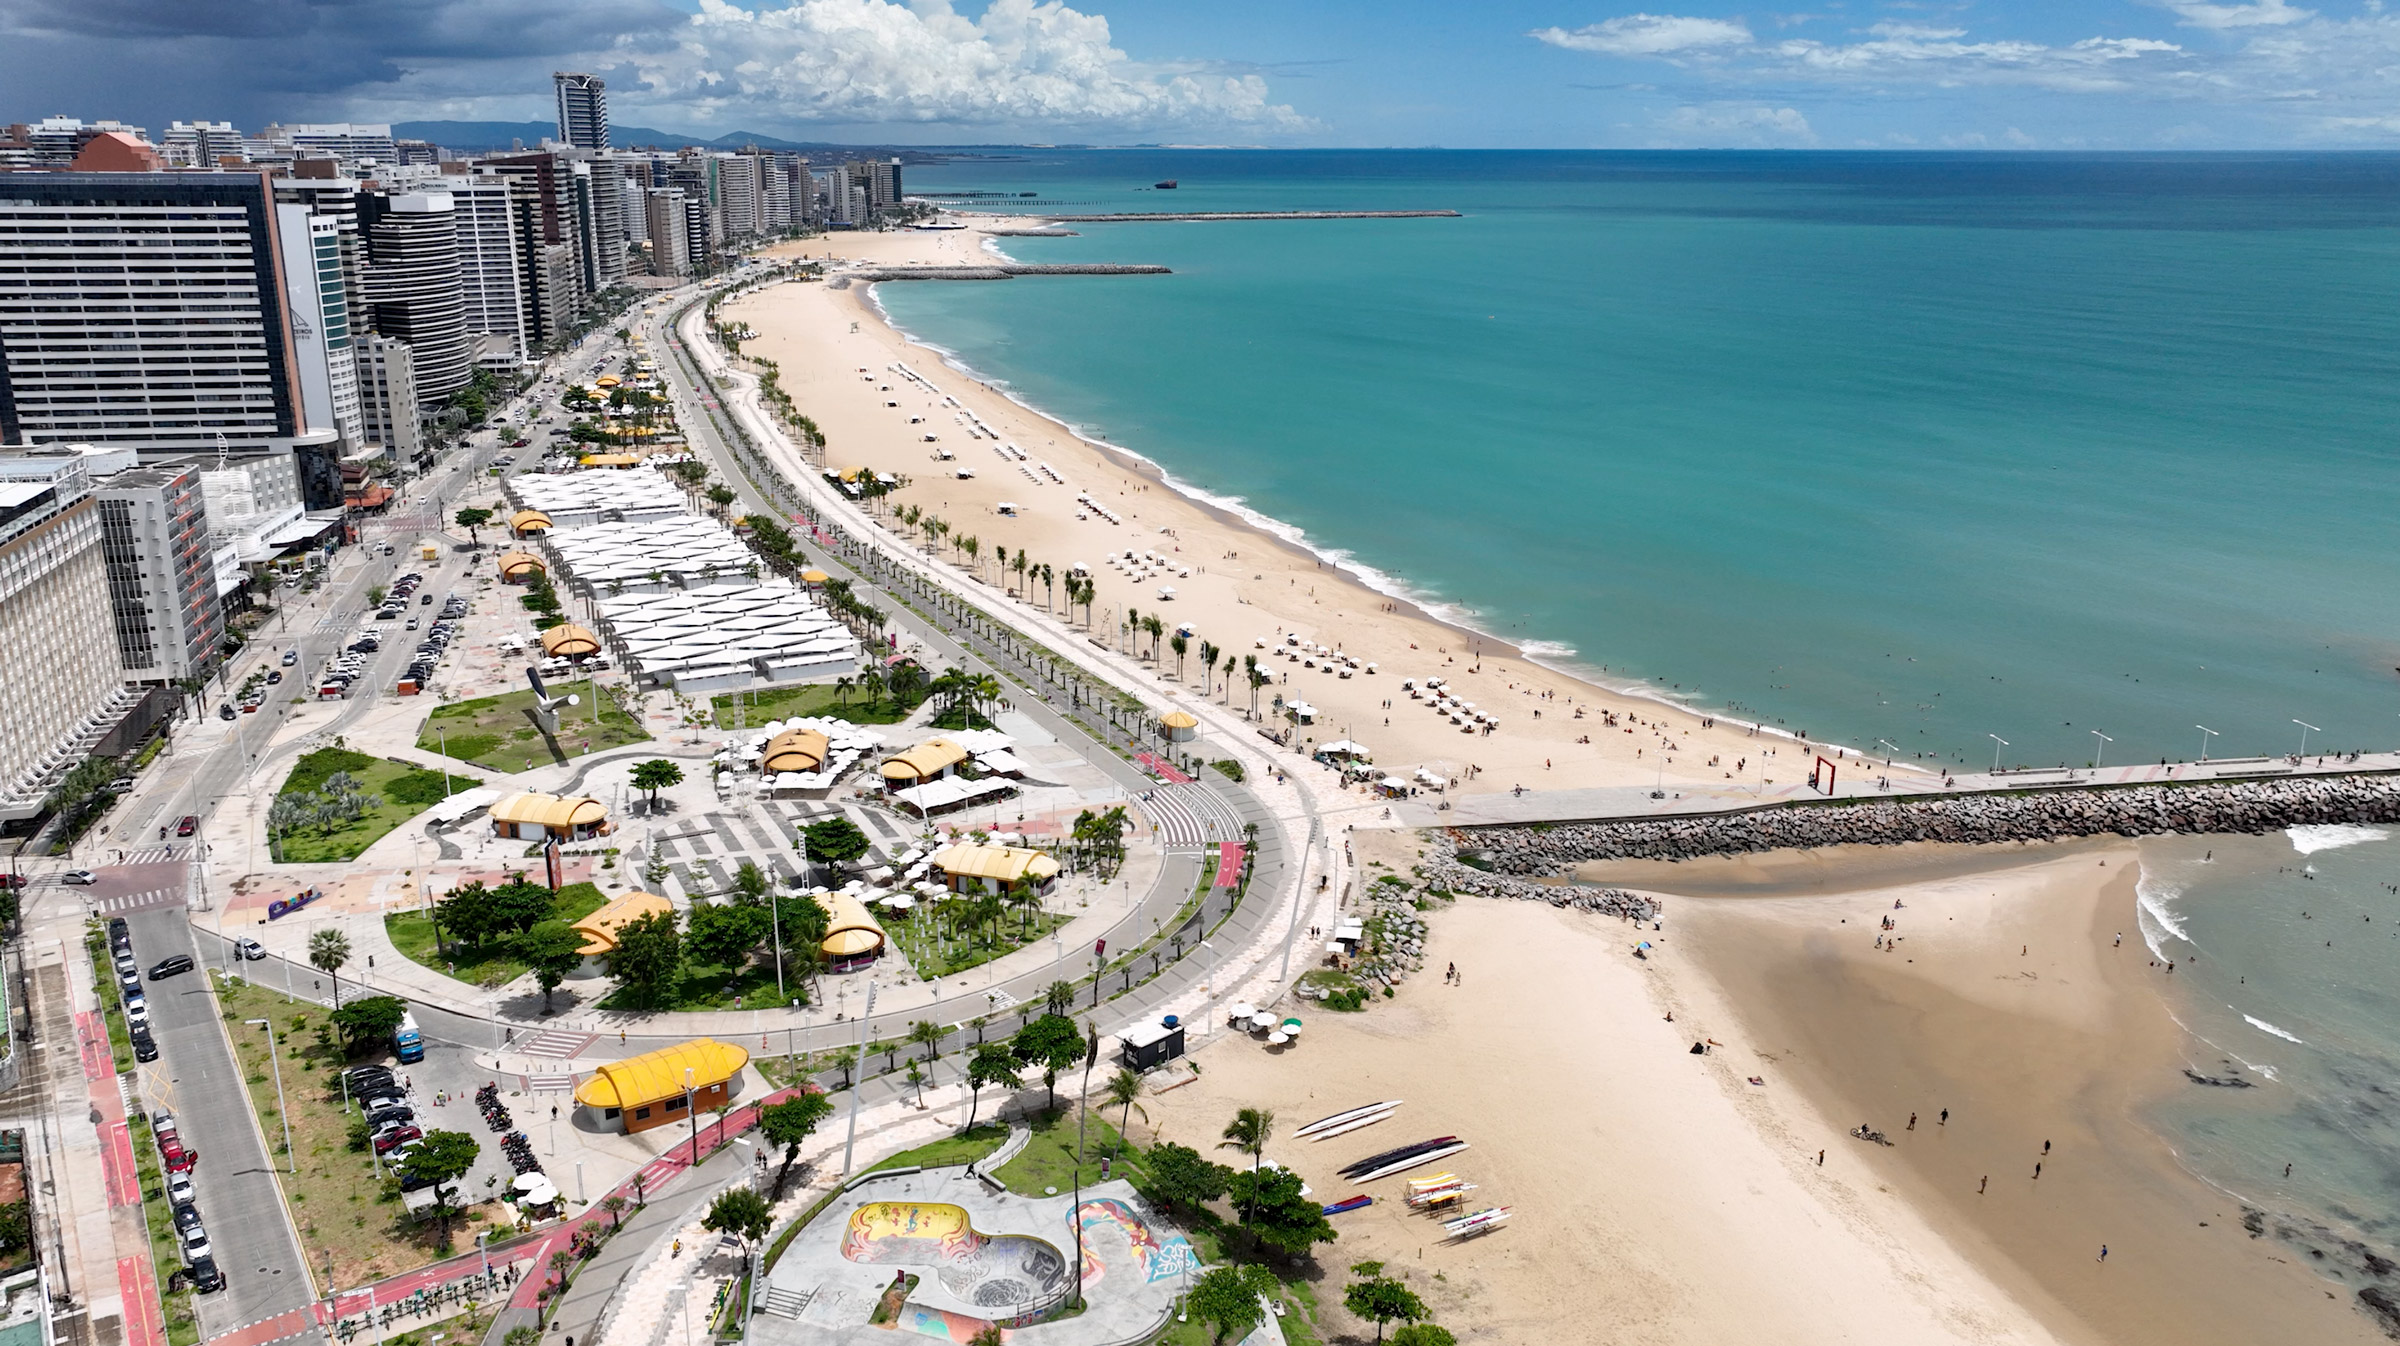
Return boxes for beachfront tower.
[553,72,609,152]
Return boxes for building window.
[664,1094,688,1113]
[633,1106,651,1121]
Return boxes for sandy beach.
[725,221,1937,799]
[1656,841,2385,1346]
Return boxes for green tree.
[908,1019,944,1066]
[802,816,871,877]
[1390,1326,1457,1346]
[1101,1068,1148,1152]
[964,1045,1020,1133]
[436,879,496,948]
[399,1130,481,1240]
[1170,632,1188,682]
[685,901,770,972]
[701,1186,774,1246]
[517,922,586,1012]
[759,1091,836,1198]
[487,878,556,938]
[705,483,738,516]
[1189,1264,1279,1346]
[1224,1165,1336,1259]
[329,995,407,1052]
[1141,1143,1230,1217]
[773,891,830,967]
[1344,1262,1427,1344]
[454,507,493,545]
[608,909,682,1008]
[629,758,685,811]
[1218,1107,1275,1221]
[1043,980,1075,1018]
[732,860,768,905]
[309,928,352,1005]
[1009,1013,1084,1112]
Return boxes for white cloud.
[2154,0,2313,29]
[1531,13,1754,56]
[1651,102,1817,145]
[621,0,1303,130]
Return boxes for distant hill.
[390,120,929,155]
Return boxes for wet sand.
[1662,843,2383,1346]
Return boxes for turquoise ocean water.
[877,150,2400,1274]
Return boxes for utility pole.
[841,980,876,1173]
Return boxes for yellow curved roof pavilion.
[489,791,608,833]
[569,891,674,955]
[932,843,1060,886]
[496,550,545,579]
[1159,710,1199,729]
[763,727,830,774]
[510,508,552,534]
[817,890,885,959]
[574,1038,747,1112]
[539,624,601,657]
[879,738,968,783]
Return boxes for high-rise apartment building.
[570,161,627,294]
[856,158,903,215]
[94,461,221,682]
[447,179,531,364]
[0,172,317,459]
[355,337,423,461]
[716,153,763,240]
[160,120,246,167]
[0,451,138,820]
[553,73,610,152]
[271,123,397,170]
[274,205,365,449]
[357,190,470,399]
[644,188,691,276]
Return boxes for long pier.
[841,263,1171,282]
[1037,210,1462,223]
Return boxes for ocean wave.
[1518,639,1580,659]
[2244,1014,2306,1045]
[2285,824,2389,855]
[2134,866,2191,958]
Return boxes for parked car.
[131,1026,157,1063]
[107,916,128,947]
[364,1104,415,1128]
[370,1125,422,1154]
[186,1257,224,1293]
[165,1171,196,1209]
[233,937,266,961]
[148,954,194,980]
[61,870,97,885]
[218,704,237,721]
[179,1224,211,1264]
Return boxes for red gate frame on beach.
[1813,756,1838,795]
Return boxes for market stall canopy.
[509,508,553,535]
[489,790,608,835]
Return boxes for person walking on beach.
[1908,1113,1918,1131]
[2033,1162,2042,1179]
[1979,1176,1988,1195]
[1817,1150,1825,1166]
[1940,1108,1949,1126]
[2098,1245,2108,1263]
[2043,1139,2051,1155]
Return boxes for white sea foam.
[860,277,1882,759]
[2285,824,2389,855]
[2244,1014,2306,1045]
[2134,866,2191,959]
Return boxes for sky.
[7,0,2400,148]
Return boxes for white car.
[233,937,266,961]
[166,1172,196,1208]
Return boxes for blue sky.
[6,0,2400,147]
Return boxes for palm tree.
[1244,655,1265,718]
[1218,1108,1275,1221]
[960,535,978,574]
[1142,614,1165,663]
[969,671,1002,725]
[1170,633,1188,682]
[1222,654,1237,703]
[993,544,1008,585]
[1014,552,1031,597]
[1123,604,1138,652]
[860,667,886,708]
[1039,563,1055,613]
[1198,641,1219,693]
[1102,1068,1148,1153]
[908,1020,944,1067]
[309,928,353,1006]
[1078,579,1096,627]
[1012,886,1045,937]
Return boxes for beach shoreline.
[735,221,1937,801]
[1658,840,2388,1346]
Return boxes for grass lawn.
[993,1106,1143,1197]
[885,903,1074,981]
[708,681,914,728]
[127,1113,201,1346]
[418,687,649,771]
[384,881,609,989]
[270,748,482,864]
[216,977,505,1288]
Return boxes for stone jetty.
[841,263,1171,282]
[1038,210,1462,223]
[1416,774,2400,913]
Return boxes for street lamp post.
[246,1018,295,1173]
[2196,725,2218,763]
[840,980,877,1174]
[1988,734,2008,775]
[2294,719,2321,758]
[2091,731,2112,772]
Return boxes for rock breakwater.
[1415,775,2400,913]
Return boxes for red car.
[176,815,198,837]
[371,1125,422,1154]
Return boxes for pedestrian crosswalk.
[119,845,182,865]
[514,1028,595,1060]
[92,887,183,914]
[1142,782,1247,850]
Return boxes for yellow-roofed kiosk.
[496,550,546,584]
[539,624,602,658]
[570,891,674,956]
[509,508,552,538]
[574,1038,748,1134]
[877,738,969,789]
[489,791,609,841]
[816,890,886,972]
[932,843,1061,901]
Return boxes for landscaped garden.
[708,679,912,728]
[266,748,483,864]
[384,879,610,990]
[417,687,649,772]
